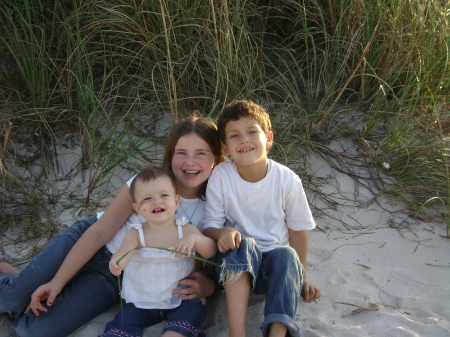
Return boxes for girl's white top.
[120,217,195,309]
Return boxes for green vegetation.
[1,0,448,262]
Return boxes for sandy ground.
[1,137,449,336]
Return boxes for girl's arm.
[288,228,321,303]
[27,185,134,315]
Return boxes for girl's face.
[171,133,217,198]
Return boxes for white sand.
[1,137,449,337]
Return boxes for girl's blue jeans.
[206,236,304,337]
[0,216,120,337]
[101,299,207,337]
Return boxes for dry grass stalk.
[334,300,413,317]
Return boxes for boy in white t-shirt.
[202,100,321,337]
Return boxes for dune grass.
[0,0,448,262]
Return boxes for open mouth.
[184,170,200,176]
[239,147,254,153]
[152,208,165,213]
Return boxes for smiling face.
[132,176,180,225]
[222,116,273,181]
[171,133,217,198]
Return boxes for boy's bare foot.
[0,262,20,275]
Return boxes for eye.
[175,150,186,155]
[229,134,238,138]
[144,197,152,201]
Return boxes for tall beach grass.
[1,0,448,261]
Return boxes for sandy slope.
[1,138,449,337]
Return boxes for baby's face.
[133,176,179,224]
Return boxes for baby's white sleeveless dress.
[121,218,195,309]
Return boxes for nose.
[239,135,250,143]
[184,154,196,165]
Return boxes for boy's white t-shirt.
[201,159,316,253]
[98,175,206,254]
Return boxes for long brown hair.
[163,115,225,198]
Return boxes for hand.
[174,270,216,304]
[109,258,123,276]
[173,234,196,258]
[301,280,321,303]
[25,281,63,316]
[217,228,241,253]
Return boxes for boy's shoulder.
[268,159,300,179]
[211,160,234,176]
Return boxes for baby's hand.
[109,258,123,276]
[217,228,241,253]
[173,234,196,258]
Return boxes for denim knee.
[206,236,262,290]
[266,246,304,280]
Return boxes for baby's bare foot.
[0,262,20,275]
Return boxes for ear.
[221,141,229,156]
[175,194,181,208]
[132,203,140,213]
[266,131,274,149]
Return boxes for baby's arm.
[173,225,217,258]
[109,229,139,276]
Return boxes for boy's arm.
[203,227,242,253]
[288,228,321,303]
[288,228,308,267]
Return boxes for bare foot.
[0,262,20,275]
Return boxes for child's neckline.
[233,159,270,183]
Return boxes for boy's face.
[132,176,180,224]
[222,116,273,169]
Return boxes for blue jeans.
[206,236,304,337]
[101,299,207,337]
[0,216,120,337]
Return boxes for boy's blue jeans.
[100,299,207,337]
[0,216,120,337]
[206,236,304,337]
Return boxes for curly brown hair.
[217,100,272,143]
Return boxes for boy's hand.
[301,280,321,303]
[173,234,196,258]
[109,258,124,276]
[217,227,241,253]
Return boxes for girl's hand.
[174,270,216,304]
[301,280,321,303]
[109,258,123,276]
[217,228,241,253]
[25,281,63,316]
[173,234,196,258]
